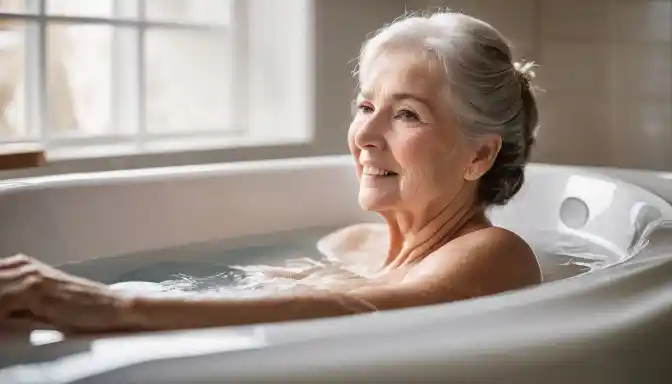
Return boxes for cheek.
[393,132,464,191]
[395,132,451,174]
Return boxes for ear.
[464,135,502,181]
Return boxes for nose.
[353,114,386,151]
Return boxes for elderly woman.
[0,11,541,332]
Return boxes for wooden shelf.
[0,144,46,171]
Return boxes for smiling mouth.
[362,166,398,177]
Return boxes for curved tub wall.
[2,155,671,268]
[489,165,672,259]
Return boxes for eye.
[395,109,420,122]
[358,103,374,114]
[351,100,374,117]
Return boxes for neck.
[381,190,486,269]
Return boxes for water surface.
[60,225,624,298]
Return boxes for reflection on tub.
[564,175,617,221]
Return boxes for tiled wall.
[536,0,671,170]
[417,0,672,171]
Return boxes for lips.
[362,165,397,176]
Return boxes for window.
[0,0,251,157]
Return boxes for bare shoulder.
[453,226,538,266]
[316,223,388,267]
[406,226,542,296]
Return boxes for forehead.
[359,50,445,100]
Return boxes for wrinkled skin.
[0,254,129,332]
[348,49,502,267]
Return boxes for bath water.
[59,224,625,298]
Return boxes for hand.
[0,254,132,332]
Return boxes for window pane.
[47,24,113,135]
[145,29,231,132]
[47,0,113,18]
[0,0,30,14]
[0,20,26,140]
[145,0,231,25]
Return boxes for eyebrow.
[359,91,433,107]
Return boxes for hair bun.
[513,60,537,89]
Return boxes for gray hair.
[356,11,539,206]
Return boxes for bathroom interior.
[0,0,671,383]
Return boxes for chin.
[358,190,397,212]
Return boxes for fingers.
[0,258,44,321]
[0,254,126,333]
[0,263,40,282]
[0,254,35,270]
[0,275,41,320]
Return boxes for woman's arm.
[123,228,539,331]
[0,255,451,332]
[1,229,539,332]
[123,290,377,331]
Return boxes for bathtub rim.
[2,155,672,381]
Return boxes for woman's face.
[348,51,475,213]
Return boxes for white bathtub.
[1,155,672,383]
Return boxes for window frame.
[0,0,248,153]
